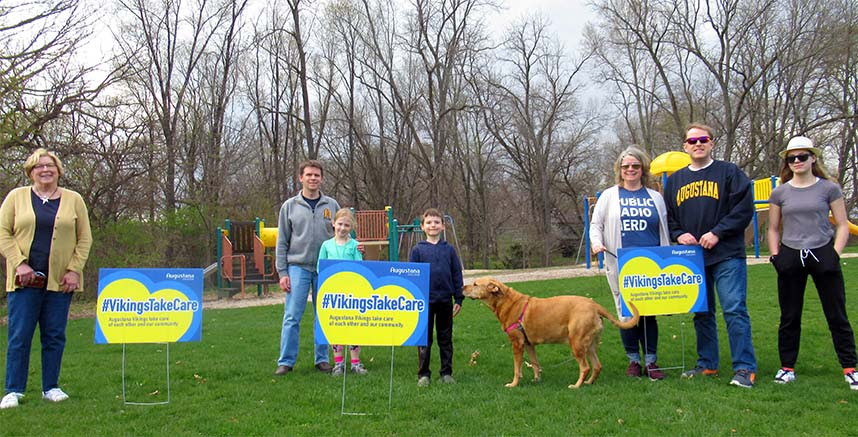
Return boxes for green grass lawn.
[2,262,858,435]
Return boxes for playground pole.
[753,182,760,258]
[254,217,263,296]
[391,219,399,261]
[386,207,396,261]
[216,227,223,289]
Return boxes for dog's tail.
[598,301,640,330]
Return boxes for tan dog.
[463,277,639,388]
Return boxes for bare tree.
[283,0,320,158]
[115,0,227,213]
[480,15,595,266]
[0,0,121,155]
[244,5,302,200]
[400,0,491,207]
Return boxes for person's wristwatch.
[769,254,777,263]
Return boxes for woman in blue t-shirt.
[590,146,671,380]
[767,135,858,390]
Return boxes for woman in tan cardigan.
[0,149,92,409]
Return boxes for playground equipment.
[215,207,462,298]
[650,151,692,186]
[216,218,278,298]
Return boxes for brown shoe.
[315,362,333,373]
[646,363,666,380]
[274,365,292,376]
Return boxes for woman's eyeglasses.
[786,153,812,164]
[685,136,710,145]
[620,164,642,170]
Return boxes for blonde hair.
[333,208,356,227]
[23,148,64,179]
[614,146,652,188]
[684,122,714,141]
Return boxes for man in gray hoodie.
[274,160,339,375]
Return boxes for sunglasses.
[620,164,642,170]
[685,136,710,145]
[785,153,812,164]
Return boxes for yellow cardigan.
[0,186,93,292]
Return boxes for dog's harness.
[504,299,531,344]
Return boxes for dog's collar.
[504,299,529,334]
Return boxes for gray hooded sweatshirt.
[275,192,340,275]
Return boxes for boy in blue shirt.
[409,208,464,387]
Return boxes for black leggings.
[773,241,857,368]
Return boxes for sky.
[84,0,597,62]
[490,0,596,52]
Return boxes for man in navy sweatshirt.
[665,123,757,388]
[409,208,464,387]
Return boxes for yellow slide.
[829,216,858,235]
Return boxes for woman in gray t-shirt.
[766,135,858,390]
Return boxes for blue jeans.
[620,316,658,364]
[693,257,757,372]
[277,266,329,367]
[5,288,72,393]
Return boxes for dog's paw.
[567,384,581,389]
[505,381,519,388]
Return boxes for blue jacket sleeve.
[450,246,464,306]
[664,177,684,242]
[710,167,753,239]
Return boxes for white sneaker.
[42,388,69,402]
[1,392,23,409]
[845,371,858,391]
[774,368,795,384]
[350,362,368,375]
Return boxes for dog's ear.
[488,280,503,295]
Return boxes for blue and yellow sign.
[315,260,428,346]
[95,268,203,344]
[618,246,707,316]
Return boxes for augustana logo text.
[389,267,420,276]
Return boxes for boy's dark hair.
[422,208,443,220]
[298,159,324,177]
